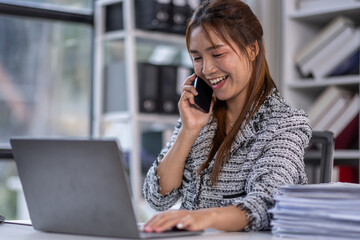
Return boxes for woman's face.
[189,26,254,103]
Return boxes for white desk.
[0,222,298,240]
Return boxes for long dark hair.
[185,0,277,184]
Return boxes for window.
[0,0,93,219]
[8,0,92,11]
[0,15,92,141]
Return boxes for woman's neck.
[226,94,246,125]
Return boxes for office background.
[0,0,359,221]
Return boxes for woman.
[143,0,311,232]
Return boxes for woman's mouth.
[209,75,228,89]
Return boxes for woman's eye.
[213,53,224,58]
[193,56,202,61]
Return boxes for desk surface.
[1,222,294,240]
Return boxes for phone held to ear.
[191,77,213,113]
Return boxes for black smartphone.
[192,76,213,113]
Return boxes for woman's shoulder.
[252,89,311,133]
[262,89,308,119]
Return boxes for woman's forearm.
[144,205,250,232]
[208,206,249,231]
[156,127,201,195]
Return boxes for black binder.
[135,0,173,32]
[141,130,163,171]
[159,65,180,114]
[171,0,192,34]
[105,2,124,32]
[137,62,161,113]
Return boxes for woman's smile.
[208,75,229,89]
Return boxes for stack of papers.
[270,183,360,239]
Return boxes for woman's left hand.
[143,209,215,233]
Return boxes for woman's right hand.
[154,74,214,195]
[179,73,214,132]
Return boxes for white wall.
[246,0,283,91]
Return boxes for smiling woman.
[142,0,312,233]
[189,26,254,103]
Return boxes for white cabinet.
[94,0,192,202]
[281,0,360,182]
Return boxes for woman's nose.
[202,58,216,76]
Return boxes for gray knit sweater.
[143,89,312,231]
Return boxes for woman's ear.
[247,41,259,61]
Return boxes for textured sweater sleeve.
[142,119,183,211]
[236,112,312,231]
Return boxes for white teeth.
[209,76,227,85]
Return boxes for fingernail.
[144,226,152,232]
[194,90,198,95]
[155,227,161,233]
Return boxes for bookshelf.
[94,0,193,205]
[281,0,360,183]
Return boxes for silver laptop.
[10,138,203,239]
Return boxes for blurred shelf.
[287,75,360,89]
[102,112,131,122]
[134,30,185,46]
[334,150,360,159]
[288,3,360,23]
[138,113,179,125]
[102,112,179,125]
[102,30,126,41]
[101,29,185,46]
